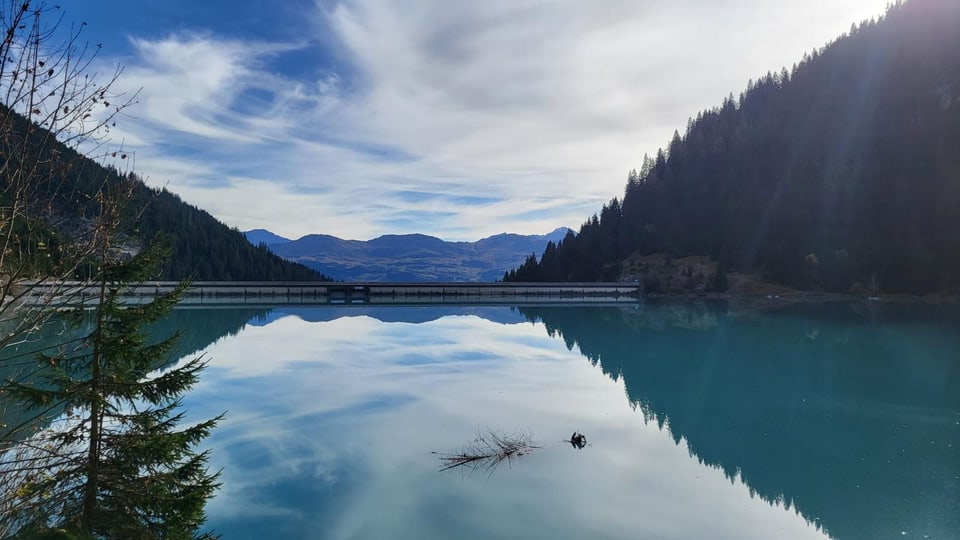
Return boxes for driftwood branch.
[433,429,541,475]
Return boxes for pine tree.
[0,4,222,535]
[3,240,222,539]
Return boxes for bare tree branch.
[433,429,542,476]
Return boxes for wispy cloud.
[102,0,889,240]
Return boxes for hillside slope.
[0,104,327,281]
[507,0,960,294]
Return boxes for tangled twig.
[433,429,541,475]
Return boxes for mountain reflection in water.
[22,301,950,539]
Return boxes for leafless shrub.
[0,411,85,536]
[0,0,138,351]
[0,1,139,522]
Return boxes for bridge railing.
[17,281,643,306]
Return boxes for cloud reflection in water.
[177,309,831,540]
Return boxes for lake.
[162,300,958,539]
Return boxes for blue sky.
[53,0,890,241]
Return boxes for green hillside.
[0,103,328,281]
[506,0,960,294]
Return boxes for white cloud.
[106,0,890,241]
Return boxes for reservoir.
[6,300,958,539]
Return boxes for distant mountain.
[244,229,292,247]
[506,0,960,294]
[248,228,571,281]
[133,192,328,281]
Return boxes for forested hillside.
[0,104,327,281]
[131,185,328,280]
[506,0,960,294]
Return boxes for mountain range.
[244,228,572,282]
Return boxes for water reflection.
[0,306,270,443]
[0,298,263,537]
[107,302,958,539]
[518,301,960,540]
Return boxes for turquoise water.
[166,301,958,540]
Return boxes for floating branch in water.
[433,429,541,474]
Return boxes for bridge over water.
[20,281,643,306]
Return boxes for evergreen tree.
[3,240,222,539]
[0,5,223,535]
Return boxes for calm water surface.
[168,302,959,540]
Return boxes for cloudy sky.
[55,0,890,241]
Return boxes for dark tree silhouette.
[507,0,960,294]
